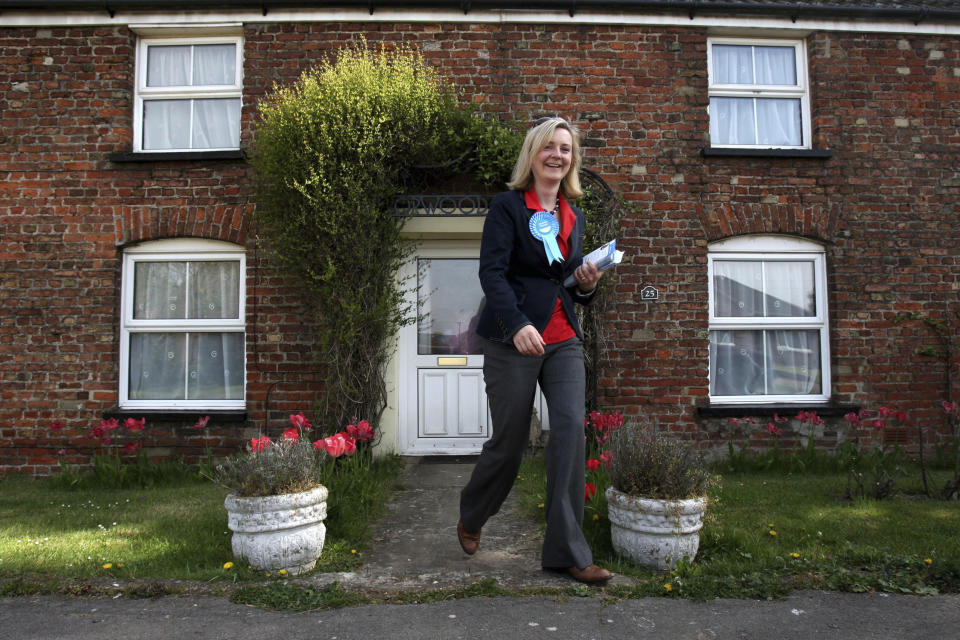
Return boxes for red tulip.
[124,417,146,432]
[250,436,271,453]
[585,482,597,501]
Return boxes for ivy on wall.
[250,41,622,431]
[249,42,516,430]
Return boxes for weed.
[230,581,370,611]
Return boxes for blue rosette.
[529,211,563,265]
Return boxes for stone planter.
[605,486,707,571]
[224,485,328,575]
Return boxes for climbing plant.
[250,40,624,432]
[249,42,516,430]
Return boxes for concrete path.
[2,457,959,639]
[306,455,568,593]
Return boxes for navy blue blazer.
[475,189,597,343]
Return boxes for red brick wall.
[1,21,958,474]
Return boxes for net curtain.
[710,260,820,396]
[129,261,242,400]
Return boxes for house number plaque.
[641,285,659,301]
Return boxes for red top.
[524,190,577,344]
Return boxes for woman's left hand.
[574,260,602,292]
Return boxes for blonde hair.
[507,117,583,199]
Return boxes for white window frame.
[133,34,244,152]
[707,37,811,149]
[708,235,830,404]
[119,238,246,409]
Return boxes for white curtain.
[193,99,241,149]
[129,261,242,400]
[129,333,186,400]
[146,45,190,87]
[143,43,239,150]
[189,332,243,400]
[764,261,815,317]
[713,261,763,317]
[711,44,801,146]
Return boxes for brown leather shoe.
[457,521,481,555]
[567,564,612,584]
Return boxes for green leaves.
[249,42,500,428]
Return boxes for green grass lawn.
[0,477,230,581]
[0,455,405,591]
[2,454,957,602]
[517,457,960,599]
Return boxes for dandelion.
[223,562,234,570]
[351,549,357,554]
[790,553,800,559]
[538,503,545,509]
[769,530,778,537]
[278,569,287,575]
[768,523,775,528]
[102,563,113,569]
[592,514,599,521]
[924,558,933,565]
[663,584,672,592]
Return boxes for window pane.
[765,261,815,317]
[711,329,821,396]
[134,262,186,319]
[146,45,190,87]
[189,261,240,319]
[193,98,241,149]
[710,330,765,396]
[713,261,763,317]
[756,99,802,146]
[755,46,797,85]
[129,333,186,399]
[713,44,753,84]
[188,332,244,399]
[710,97,756,146]
[193,44,236,85]
[417,259,485,355]
[142,100,191,150]
[766,330,821,394]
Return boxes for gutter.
[1,1,959,24]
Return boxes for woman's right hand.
[513,324,546,356]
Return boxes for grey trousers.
[459,336,592,570]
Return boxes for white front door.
[398,246,551,455]
[399,249,490,454]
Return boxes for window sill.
[696,403,858,419]
[103,407,246,424]
[108,150,245,163]
[700,147,834,159]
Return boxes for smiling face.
[531,127,573,188]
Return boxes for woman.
[457,117,611,584]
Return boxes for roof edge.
[1,1,959,24]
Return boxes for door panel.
[417,368,487,438]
